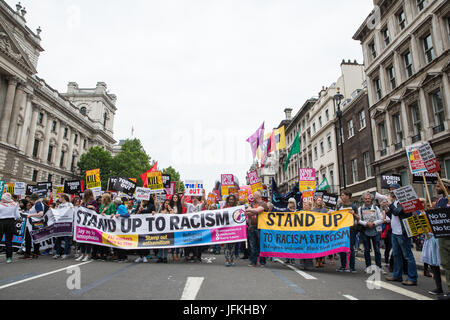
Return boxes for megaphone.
[375,192,387,202]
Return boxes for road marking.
[0,261,92,290]
[181,277,204,300]
[269,268,306,295]
[71,263,137,296]
[274,258,317,280]
[343,294,358,300]
[366,280,432,300]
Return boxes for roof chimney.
[284,108,293,120]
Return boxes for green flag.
[0,181,5,199]
[317,177,330,191]
[284,132,300,172]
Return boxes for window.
[319,116,322,128]
[348,119,354,138]
[32,139,39,158]
[392,114,403,150]
[38,113,44,125]
[400,171,409,187]
[403,51,413,78]
[382,27,390,47]
[374,77,382,101]
[60,151,66,168]
[327,135,332,151]
[74,134,78,144]
[71,155,76,172]
[397,9,406,30]
[379,122,388,156]
[387,66,396,91]
[48,174,53,183]
[51,121,57,133]
[32,170,38,182]
[313,123,316,134]
[80,107,87,116]
[431,90,445,134]
[60,177,64,185]
[359,111,366,129]
[103,113,107,127]
[363,152,372,178]
[445,159,450,179]
[320,140,324,156]
[410,103,422,142]
[417,0,426,11]
[351,159,358,183]
[329,170,334,191]
[47,145,53,162]
[83,139,87,149]
[63,128,68,139]
[325,109,330,122]
[423,34,434,64]
[314,146,318,160]
[369,40,377,59]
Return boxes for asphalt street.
[0,250,446,301]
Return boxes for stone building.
[0,1,116,188]
[354,0,450,199]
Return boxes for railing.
[433,123,445,134]
[394,142,403,151]
[411,133,421,143]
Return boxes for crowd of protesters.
[1,178,449,300]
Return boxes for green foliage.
[163,166,185,193]
[77,139,184,190]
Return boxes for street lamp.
[333,90,346,191]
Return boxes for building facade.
[0,1,116,188]
[335,88,378,200]
[354,0,450,199]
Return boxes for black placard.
[426,208,450,238]
[113,177,137,196]
[64,180,82,195]
[412,172,438,185]
[380,174,402,189]
[107,177,119,192]
[162,175,171,189]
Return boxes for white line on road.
[274,259,317,280]
[343,294,358,300]
[180,277,204,300]
[366,280,432,300]
[0,261,92,290]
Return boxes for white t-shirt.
[391,201,403,236]
[0,204,20,220]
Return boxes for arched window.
[80,107,87,116]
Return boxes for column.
[400,101,410,145]
[418,89,432,141]
[65,128,75,169]
[25,105,39,157]
[19,94,33,151]
[40,112,53,162]
[7,85,26,145]
[410,34,422,72]
[54,120,65,166]
[0,77,18,142]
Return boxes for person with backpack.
[357,192,385,274]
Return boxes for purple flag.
[246,122,265,159]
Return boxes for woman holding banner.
[0,193,21,264]
[313,197,328,268]
[76,190,98,262]
[113,197,131,262]
[53,194,73,260]
[23,193,45,259]
[169,195,183,262]
[224,195,238,267]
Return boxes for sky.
[8,0,374,192]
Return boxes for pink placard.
[210,225,247,243]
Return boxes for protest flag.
[140,162,158,187]
[284,132,300,172]
[246,122,265,159]
[275,126,286,151]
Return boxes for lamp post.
[334,91,346,191]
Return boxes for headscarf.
[0,193,16,207]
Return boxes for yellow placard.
[299,181,316,192]
[86,169,101,190]
[251,182,263,195]
[239,190,248,203]
[102,233,138,248]
[56,186,64,194]
[405,214,432,237]
[6,183,14,195]
[258,209,353,232]
[147,171,164,191]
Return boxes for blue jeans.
[392,234,418,283]
[339,228,357,269]
[247,226,266,266]
[360,232,382,268]
[54,236,71,255]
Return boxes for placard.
[426,208,450,238]
[221,174,235,196]
[113,177,137,196]
[64,180,83,195]
[86,168,101,190]
[13,182,26,196]
[299,168,316,191]
[406,145,426,174]
[147,171,164,194]
[393,185,424,213]
[402,214,432,238]
[162,175,171,189]
[135,187,151,201]
[380,174,402,189]
[417,142,441,173]
[412,172,438,185]
[185,180,204,197]
[302,190,314,205]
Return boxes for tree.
[163,166,185,193]
[77,146,113,190]
[111,139,152,187]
